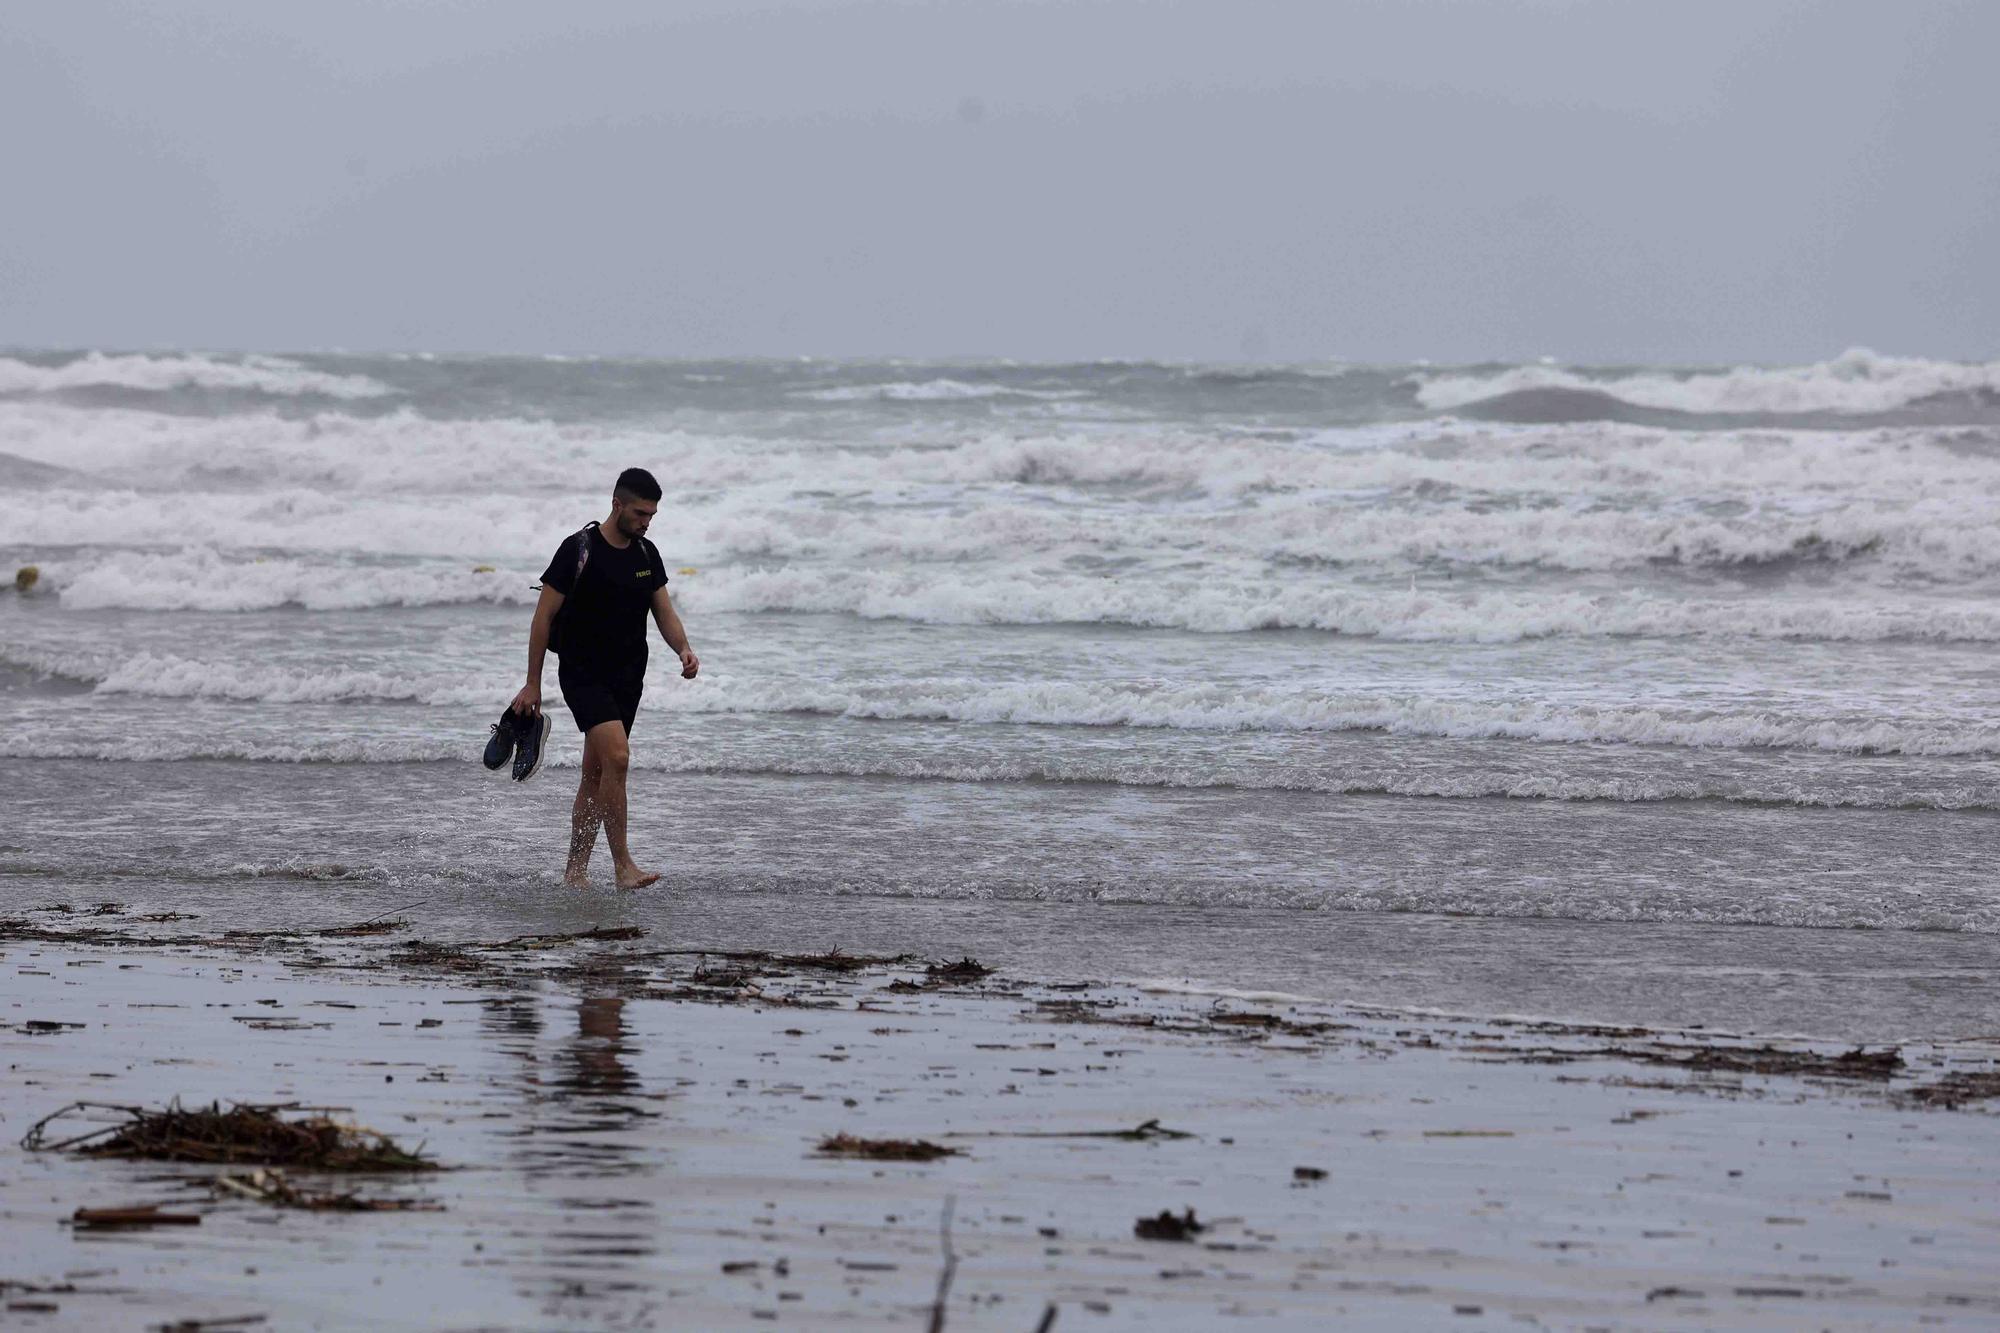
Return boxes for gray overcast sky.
[4,0,1995,363]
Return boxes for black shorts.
[558,666,644,735]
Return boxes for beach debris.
[816,1133,962,1162]
[927,1194,958,1333]
[1033,1304,1059,1333]
[692,958,761,988]
[1293,1166,1328,1182]
[0,918,211,949]
[391,940,488,971]
[885,956,996,993]
[778,948,912,973]
[224,918,407,940]
[156,1316,269,1332]
[213,1167,443,1212]
[1473,1040,1905,1082]
[14,565,39,592]
[1133,1208,1206,1242]
[23,1100,438,1172]
[485,925,646,949]
[70,1204,202,1229]
[1905,1070,2000,1108]
[927,957,994,984]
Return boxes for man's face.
[612,494,657,539]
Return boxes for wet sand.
[4,916,2000,1331]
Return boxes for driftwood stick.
[927,1194,958,1333]
[20,1101,145,1153]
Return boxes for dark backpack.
[544,523,596,658]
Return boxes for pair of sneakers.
[483,707,553,782]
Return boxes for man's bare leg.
[583,720,658,890]
[564,741,606,887]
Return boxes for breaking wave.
[0,352,394,399]
[47,550,536,613]
[678,568,2000,643]
[10,645,1997,756]
[21,547,2000,639]
[1412,348,2000,417]
[2,399,1994,512]
[795,378,1085,402]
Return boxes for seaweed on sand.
[22,1100,438,1172]
[777,948,915,972]
[1134,1208,1206,1241]
[1905,1071,2000,1109]
[225,918,408,940]
[816,1133,962,1162]
[926,957,994,983]
[884,957,997,992]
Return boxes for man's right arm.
[511,585,566,715]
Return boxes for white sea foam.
[635,677,2000,756]
[0,352,394,399]
[21,542,2000,639]
[8,479,1995,587]
[682,497,1998,577]
[1412,348,2000,415]
[679,567,2000,643]
[4,399,1993,517]
[50,550,537,613]
[795,379,1083,402]
[11,644,1995,756]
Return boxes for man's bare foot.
[563,862,592,888]
[614,864,660,890]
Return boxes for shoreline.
[7,887,2000,1047]
[5,918,1999,1330]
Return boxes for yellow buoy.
[677,566,698,576]
[472,564,496,574]
[14,565,38,592]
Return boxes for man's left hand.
[679,648,700,679]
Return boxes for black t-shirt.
[540,524,665,678]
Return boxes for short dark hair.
[614,467,661,502]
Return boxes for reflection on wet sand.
[477,979,667,1313]
[562,995,641,1099]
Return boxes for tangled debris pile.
[1134,1208,1206,1242]
[816,1133,963,1162]
[23,1100,438,1172]
[1904,1070,2000,1109]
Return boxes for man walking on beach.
[509,468,698,889]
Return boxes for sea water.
[2,349,1996,1039]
